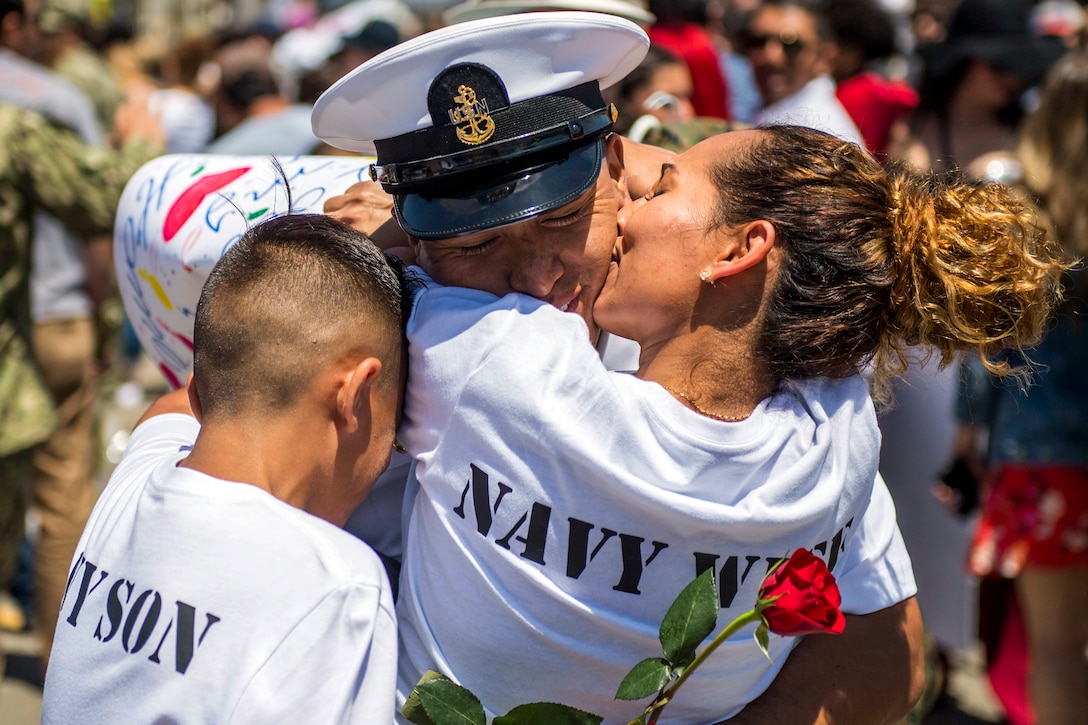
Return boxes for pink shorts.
[968,465,1088,578]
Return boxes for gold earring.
[392,438,407,454]
[699,269,712,282]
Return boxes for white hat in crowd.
[443,0,655,26]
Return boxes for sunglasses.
[738,28,809,58]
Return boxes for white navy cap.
[311,11,649,238]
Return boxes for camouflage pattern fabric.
[0,104,160,458]
[639,116,750,153]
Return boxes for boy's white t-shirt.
[42,414,398,724]
[397,276,916,723]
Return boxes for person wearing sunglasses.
[740,0,864,146]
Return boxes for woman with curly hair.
[396,124,1069,720]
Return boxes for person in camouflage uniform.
[0,101,161,655]
[638,116,750,153]
[1,0,121,649]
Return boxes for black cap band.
[371,81,614,192]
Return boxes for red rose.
[757,548,845,636]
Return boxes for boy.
[42,214,408,723]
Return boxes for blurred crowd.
[2,0,1087,723]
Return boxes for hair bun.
[882,169,1067,381]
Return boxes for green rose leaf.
[753,621,771,662]
[402,670,451,725]
[615,657,673,700]
[493,702,604,725]
[659,567,718,668]
[408,674,486,725]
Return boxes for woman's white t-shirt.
[397,275,916,723]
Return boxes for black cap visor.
[395,137,603,239]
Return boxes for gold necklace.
[660,385,750,423]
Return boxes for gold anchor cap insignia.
[449,84,495,145]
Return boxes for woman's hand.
[324,181,411,248]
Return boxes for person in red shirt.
[648,0,732,119]
[828,0,918,160]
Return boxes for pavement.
[0,357,1013,724]
[930,647,1008,725]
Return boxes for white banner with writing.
[115,154,375,388]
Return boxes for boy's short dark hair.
[192,214,409,418]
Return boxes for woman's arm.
[723,597,925,725]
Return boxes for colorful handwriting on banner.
[163,167,252,241]
[115,155,373,388]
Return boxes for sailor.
[312,10,924,724]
